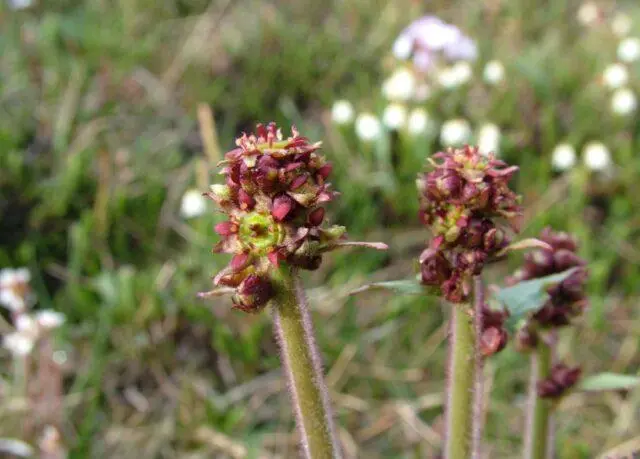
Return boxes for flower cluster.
[537,363,582,399]
[509,228,588,327]
[201,123,384,313]
[0,268,33,313]
[1,268,65,356]
[392,16,477,72]
[417,146,522,303]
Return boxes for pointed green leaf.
[350,278,425,296]
[495,268,578,330]
[578,372,640,392]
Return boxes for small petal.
[272,195,295,221]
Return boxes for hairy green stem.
[445,302,476,459]
[471,276,485,458]
[524,342,552,459]
[271,267,341,459]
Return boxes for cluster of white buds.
[1,268,65,357]
[600,61,637,116]
[0,268,33,313]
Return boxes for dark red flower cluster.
[479,304,509,357]
[201,123,349,312]
[509,228,589,327]
[417,146,522,303]
[536,364,581,398]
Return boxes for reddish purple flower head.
[201,123,386,312]
[417,146,523,303]
[537,363,581,398]
[509,227,589,328]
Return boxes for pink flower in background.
[392,16,477,72]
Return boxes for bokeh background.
[1,0,640,457]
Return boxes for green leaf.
[578,373,640,392]
[350,278,425,296]
[495,268,578,330]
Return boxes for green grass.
[1,0,640,457]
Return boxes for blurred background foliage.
[1,0,639,457]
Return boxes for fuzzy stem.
[271,266,341,459]
[471,276,485,459]
[524,342,552,459]
[445,302,476,459]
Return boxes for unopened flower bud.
[537,363,581,398]
[272,195,295,222]
[420,249,452,285]
[480,327,508,357]
[307,207,325,227]
[233,275,274,313]
[553,249,585,271]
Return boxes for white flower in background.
[355,113,382,142]
[392,16,477,72]
[35,310,66,329]
[577,2,601,26]
[602,63,629,89]
[437,62,472,88]
[483,60,505,84]
[382,68,416,101]
[382,103,407,130]
[452,62,472,84]
[331,100,355,125]
[612,13,633,37]
[551,144,577,171]
[583,142,612,171]
[3,332,34,356]
[477,123,501,156]
[4,314,39,356]
[8,0,33,10]
[392,33,413,60]
[611,88,637,115]
[407,108,431,135]
[0,268,31,313]
[617,37,640,63]
[444,35,477,62]
[15,314,38,335]
[440,119,471,146]
[408,16,459,52]
[180,189,207,219]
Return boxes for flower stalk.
[416,146,521,458]
[272,266,341,459]
[509,228,588,459]
[445,302,476,459]
[524,340,552,459]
